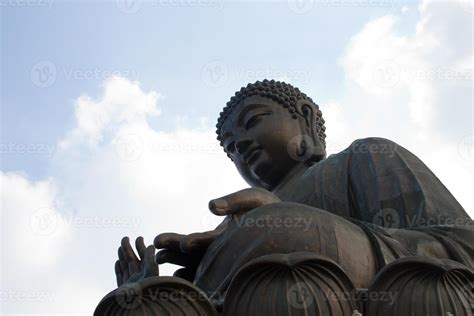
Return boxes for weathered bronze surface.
[95,80,473,316]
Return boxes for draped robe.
[194,137,473,297]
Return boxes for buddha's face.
[219,95,309,190]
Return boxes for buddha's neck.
[271,163,309,195]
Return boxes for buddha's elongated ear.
[301,103,315,133]
[295,100,326,162]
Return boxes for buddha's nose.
[235,138,253,155]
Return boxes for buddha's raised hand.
[154,217,230,282]
[115,236,158,287]
[154,188,280,282]
[208,187,281,216]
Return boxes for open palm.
[115,236,158,287]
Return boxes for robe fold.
[275,137,473,269]
[195,137,473,296]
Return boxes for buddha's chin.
[248,157,265,176]
[250,157,276,187]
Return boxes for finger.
[154,233,186,250]
[121,237,140,275]
[115,260,123,287]
[118,246,130,283]
[156,249,199,267]
[173,268,196,282]
[179,229,224,255]
[143,245,158,278]
[208,187,281,216]
[135,236,147,260]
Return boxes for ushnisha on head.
[216,79,327,191]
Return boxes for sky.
[1,0,473,314]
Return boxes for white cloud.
[1,0,472,313]
[1,76,245,314]
[1,172,70,269]
[335,0,473,213]
[60,76,161,147]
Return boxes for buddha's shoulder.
[311,137,401,172]
[328,137,400,158]
[348,137,399,149]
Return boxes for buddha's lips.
[244,146,263,165]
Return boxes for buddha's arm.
[347,137,471,228]
[153,188,281,282]
[154,221,230,282]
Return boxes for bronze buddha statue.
[96,80,473,316]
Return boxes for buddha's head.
[216,80,327,190]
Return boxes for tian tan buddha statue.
[95,80,473,316]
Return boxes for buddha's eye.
[245,112,271,130]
